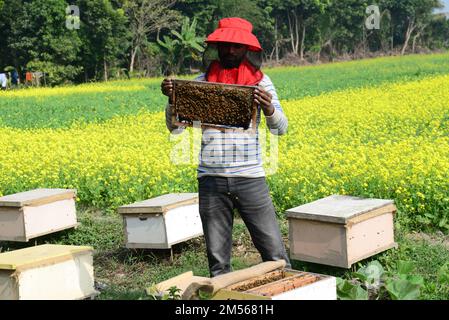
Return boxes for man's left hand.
[254,87,275,116]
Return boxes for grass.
[267,52,449,100]
[2,207,446,300]
[1,52,449,129]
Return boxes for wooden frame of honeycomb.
[171,79,258,132]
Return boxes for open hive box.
[213,269,336,300]
[150,261,336,300]
[172,79,258,131]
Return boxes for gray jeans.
[198,176,291,277]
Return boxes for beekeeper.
[161,17,290,277]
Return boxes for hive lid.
[0,188,76,208]
[118,193,198,215]
[286,195,395,224]
[0,244,92,271]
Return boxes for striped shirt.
[165,73,288,178]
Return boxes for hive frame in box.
[213,269,337,300]
[171,79,258,133]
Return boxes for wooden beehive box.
[0,244,96,300]
[213,269,336,300]
[286,195,398,268]
[119,193,203,249]
[172,79,257,131]
[0,189,78,242]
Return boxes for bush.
[26,60,82,86]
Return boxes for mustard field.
[0,53,448,232]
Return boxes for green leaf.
[352,272,367,282]
[404,275,424,286]
[336,278,369,300]
[437,263,449,283]
[355,261,384,287]
[397,261,415,275]
[171,30,183,41]
[438,217,448,228]
[385,278,422,300]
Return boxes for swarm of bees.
[173,80,256,130]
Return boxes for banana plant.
[158,17,204,75]
[157,35,180,76]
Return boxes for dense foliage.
[0,0,448,84]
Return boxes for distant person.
[25,71,32,86]
[0,72,7,91]
[11,69,19,86]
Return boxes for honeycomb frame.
[171,79,258,132]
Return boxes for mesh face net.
[201,44,263,73]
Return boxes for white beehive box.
[119,193,203,249]
[0,244,96,300]
[286,195,397,268]
[213,269,336,300]
[152,267,336,300]
[0,189,78,242]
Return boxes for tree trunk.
[300,23,306,61]
[130,47,138,73]
[412,26,425,53]
[401,19,416,55]
[412,33,419,53]
[104,59,108,82]
[362,25,366,55]
[269,47,275,61]
[287,13,295,55]
[275,18,279,62]
[294,11,300,55]
[287,11,299,55]
[390,15,394,51]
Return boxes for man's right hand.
[161,79,174,102]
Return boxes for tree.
[170,17,204,72]
[124,0,181,73]
[1,0,82,85]
[425,14,449,49]
[175,0,273,54]
[272,0,329,60]
[158,17,204,75]
[77,0,129,81]
[382,0,442,55]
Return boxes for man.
[0,72,7,91]
[11,69,19,86]
[161,17,290,277]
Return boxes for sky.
[435,0,449,13]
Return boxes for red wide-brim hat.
[206,17,262,52]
